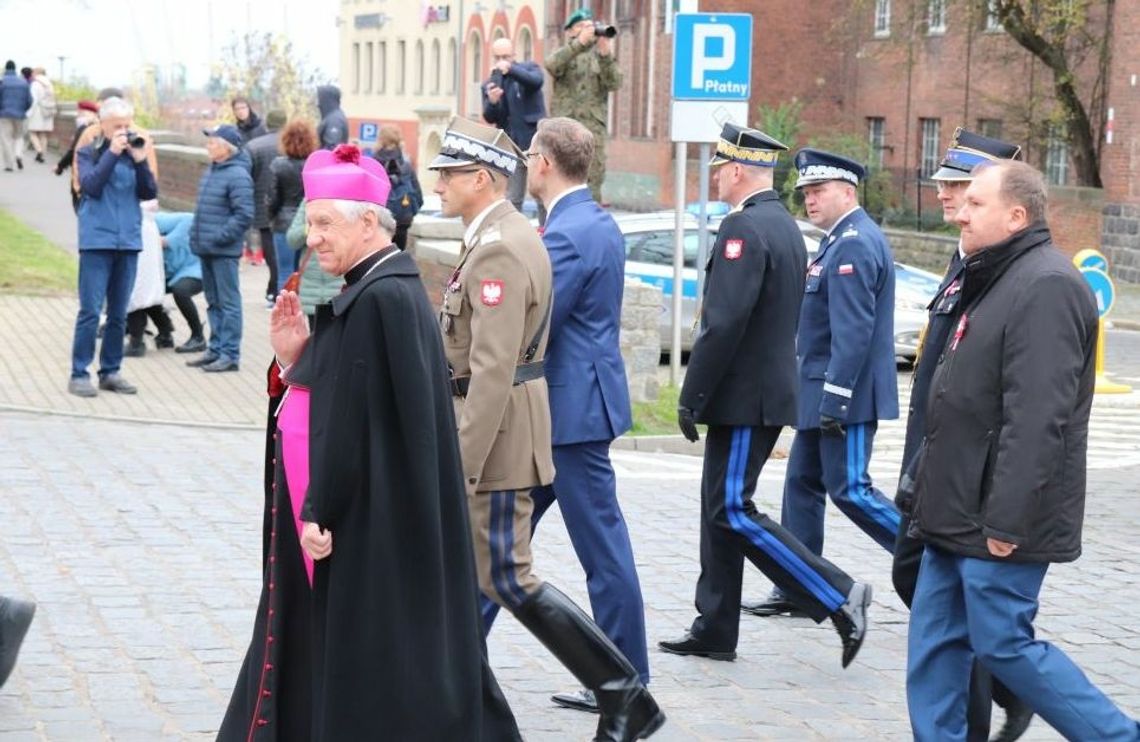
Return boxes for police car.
[618,211,939,362]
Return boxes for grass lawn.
[630,383,691,436]
[0,208,76,295]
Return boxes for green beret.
[564,8,594,29]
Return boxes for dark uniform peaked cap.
[931,126,1022,181]
[428,116,523,177]
[793,148,866,188]
[709,123,788,168]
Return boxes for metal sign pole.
[696,142,711,299]
[671,141,686,386]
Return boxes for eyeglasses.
[438,167,495,183]
[523,150,548,164]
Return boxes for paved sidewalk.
[0,158,79,253]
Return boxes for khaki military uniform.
[440,200,555,608]
[545,40,622,202]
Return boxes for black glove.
[677,406,700,443]
[820,415,845,436]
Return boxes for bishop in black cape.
[217,245,520,740]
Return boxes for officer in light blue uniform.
[746,149,901,618]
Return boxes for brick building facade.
[577,0,1137,276]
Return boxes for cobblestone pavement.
[3,412,1140,741]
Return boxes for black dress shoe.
[552,688,599,714]
[202,358,240,373]
[830,582,872,668]
[990,698,1034,742]
[658,633,735,661]
[154,333,174,349]
[124,338,146,357]
[0,597,36,688]
[741,590,810,618]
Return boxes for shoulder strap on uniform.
[522,288,553,362]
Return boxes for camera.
[126,131,146,148]
[594,22,617,38]
[489,69,505,90]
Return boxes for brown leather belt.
[451,360,545,397]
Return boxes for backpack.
[383,156,422,225]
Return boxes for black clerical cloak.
[218,250,519,741]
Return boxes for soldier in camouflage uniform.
[545,8,622,203]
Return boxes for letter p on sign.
[691,23,735,90]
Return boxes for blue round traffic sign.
[1081,267,1115,318]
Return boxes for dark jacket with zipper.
[906,223,1098,563]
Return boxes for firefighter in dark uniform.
[657,124,872,670]
[429,116,664,742]
[892,128,1034,742]
[746,149,902,617]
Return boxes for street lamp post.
[57,56,66,82]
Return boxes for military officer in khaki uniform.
[545,8,621,202]
[431,117,664,742]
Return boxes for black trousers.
[169,277,204,338]
[126,304,174,340]
[393,223,410,251]
[894,514,1020,740]
[690,425,855,650]
[259,227,278,299]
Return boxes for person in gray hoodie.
[316,85,348,151]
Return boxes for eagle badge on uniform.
[481,280,504,306]
[724,239,743,260]
[838,264,855,275]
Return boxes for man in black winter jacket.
[905,161,1140,741]
[316,85,348,151]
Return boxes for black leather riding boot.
[512,584,665,742]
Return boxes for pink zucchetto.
[302,144,392,205]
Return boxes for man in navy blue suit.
[482,37,546,218]
[745,149,901,618]
[481,116,649,714]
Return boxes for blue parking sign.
[359,122,378,142]
[672,14,752,101]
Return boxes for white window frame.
[868,117,886,168]
[874,0,891,38]
[920,118,941,178]
[928,0,947,34]
[1046,127,1069,186]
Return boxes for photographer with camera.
[545,8,621,203]
[481,37,546,218]
[68,96,157,397]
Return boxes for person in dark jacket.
[231,96,266,143]
[892,128,1033,742]
[482,37,545,216]
[246,109,287,303]
[187,124,254,373]
[371,125,423,250]
[0,60,32,171]
[657,124,872,671]
[905,160,1140,742]
[55,100,101,212]
[67,97,157,397]
[268,118,317,286]
[316,85,347,150]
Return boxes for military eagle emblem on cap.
[709,123,788,168]
[429,116,523,177]
[930,127,1022,181]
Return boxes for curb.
[1108,319,1140,332]
[0,404,263,432]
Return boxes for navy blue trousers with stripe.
[690,425,855,650]
[781,424,901,557]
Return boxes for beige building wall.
[338,1,546,187]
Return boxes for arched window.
[415,40,425,94]
[493,27,507,41]
[447,39,457,94]
[518,27,534,62]
[431,39,441,95]
[469,31,482,84]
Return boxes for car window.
[625,230,700,269]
